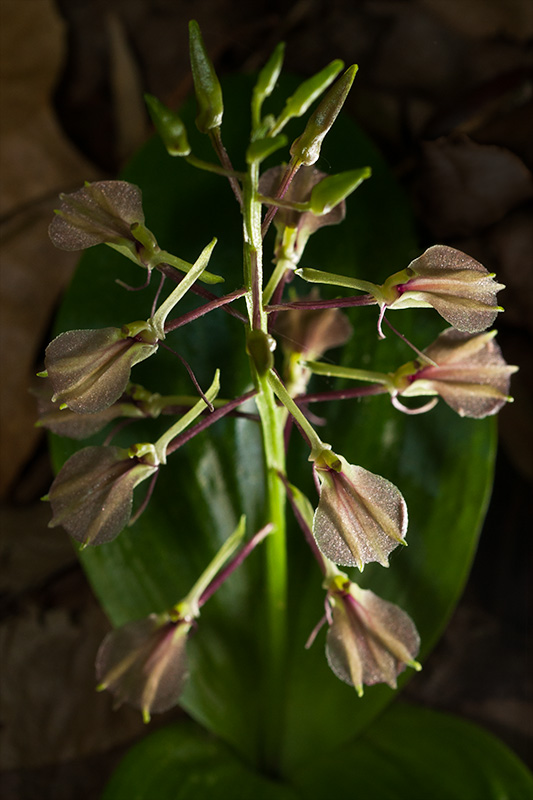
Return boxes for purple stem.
[267,294,376,312]
[165,389,258,456]
[158,264,247,323]
[164,287,247,333]
[261,159,300,239]
[278,471,325,575]
[296,384,388,404]
[210,127,243,205]
[198,523,273,608]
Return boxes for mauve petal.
[313,459,407,569]
[49,181,144,250]
[96,615,189,716]
[45,328,158,413]
[49,446,157,545]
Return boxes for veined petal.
[313,457,408,570]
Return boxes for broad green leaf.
[291,703,533,799]
[49,75,496,771]
[102,719,299,800]
[101,706,532,799]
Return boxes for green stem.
[242,159,288,772]
[262,257,293,306]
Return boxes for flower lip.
[324,578,421,695]
[313,455,408,570]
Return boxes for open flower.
[313,453,407,570]
[96,611,191,722]
[44,322,159,414]
[391,328,518,418]
[34,380,149,439]
[48,444,159,546]
[96,517,270,721]
[260,166,346,261]
[380,245,505,333]
[49,180,145,251]
[324,575,421,695]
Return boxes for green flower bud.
[270,59,344,135]
[188,20,224,133]
[246,329,276,376]
[309,167,371,215]
[144,94,191,156]
[290,65,357,166]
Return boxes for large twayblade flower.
[49,180,145,251]
[324,576,421,695]
[44,323,159,414]
[391,328,518,418]
[96,518,270,721]
[96,611,191,723]
[380,245,504,333]
[48,445,159,547]
[313,453,407,570]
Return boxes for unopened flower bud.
[188,20,224,133]
[290,65,357,166]
[313,454,407,570]
[144,94,191,156]
[48,445,159,546]
[44,323,159,414]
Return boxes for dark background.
[1,1,532,797]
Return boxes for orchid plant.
[40,21,531,799]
